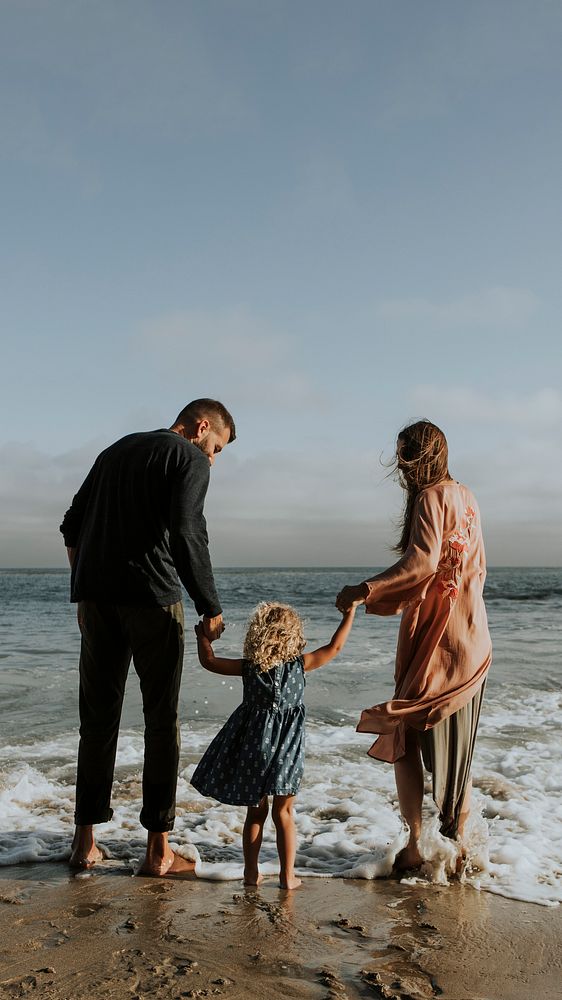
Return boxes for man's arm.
[168,451,223,624]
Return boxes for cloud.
[1,434,560,568]
[0,437,398,568]
[208,449,393,522]
[207,516,392,569]
[0,439,104,567]
[142,309,284,369]
[411,385,562,429]
[377,287,539,330]
[138,307,328,411]
[405,385,562,533]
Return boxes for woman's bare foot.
[392,844,423,872]
[279,874,302,890]
[454,845,468,875]
[243,869,264,886]
[69,826,105,869]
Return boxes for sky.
[1,0,561,567]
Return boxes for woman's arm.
[194,623,244,676]
[336,488,445,616]
[302,607,356,672]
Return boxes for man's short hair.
[173,399,236,442]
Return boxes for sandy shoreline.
[0,862,560,1000]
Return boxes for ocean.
[0,567,560,906]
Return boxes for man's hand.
[202,614,225,642]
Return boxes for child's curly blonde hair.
[243,602,306,672]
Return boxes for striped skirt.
[419,682,486,838]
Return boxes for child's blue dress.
[191,657,306,806]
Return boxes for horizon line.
[0,565,560,572]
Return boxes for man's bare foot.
[137,849,195,878]
[279,875,302,890]
[137,831,195,879]
[69,844,104,869]
[69,827,105,869]
[243,870,264,886]
[392,844,423,872]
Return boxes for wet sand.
[0,862,560,1000]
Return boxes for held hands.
[201,614,225,642]
[335,583,368,614]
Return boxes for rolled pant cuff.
[74,809,114,825]
[140,815,175,833]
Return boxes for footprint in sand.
[332,915,369,939]
[72,902,106,918]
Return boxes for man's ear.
[193,417,210,440]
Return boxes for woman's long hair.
[393,420,450,554]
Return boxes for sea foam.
[1,712,560,907]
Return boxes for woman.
[336,420,491,871]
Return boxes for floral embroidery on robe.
[437,504,477,603]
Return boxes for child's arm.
[302,607,356,672]
[194,622,244,676]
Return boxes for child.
[191,602,356,890]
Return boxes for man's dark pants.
[75,600,184,833]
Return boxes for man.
[60,398,235,876]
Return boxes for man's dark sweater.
[60,429,221,616]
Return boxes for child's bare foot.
[392,844,423,872]
[243,869,263,886]
[279,874,302,890]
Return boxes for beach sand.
[0,862,560,1000]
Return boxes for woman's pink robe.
[356,482,492,763]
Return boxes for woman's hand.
[335,583,368,613]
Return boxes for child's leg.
[271,794,301,890]
[243,796,269,885]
